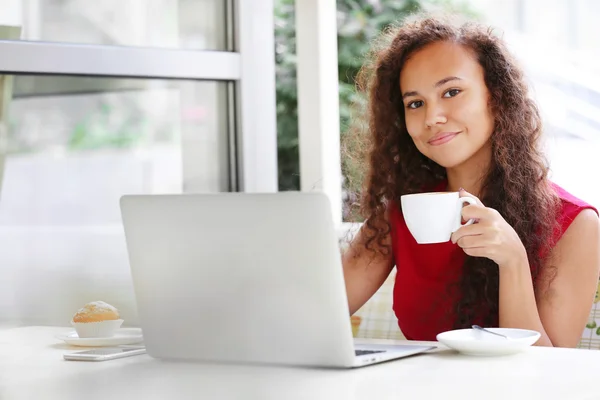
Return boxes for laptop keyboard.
[355,349,385,356]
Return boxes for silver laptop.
[119,192,434,368]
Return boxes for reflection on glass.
[0,75,230,226]
[0,75,230,326]
[11,0,228,50]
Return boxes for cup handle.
[454,196,477,231]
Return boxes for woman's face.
[399,41,495,169]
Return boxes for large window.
[0,0,277,326]
[1,76,230,227]
[472,0,600,209]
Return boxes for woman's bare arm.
[534,209,600,347]
[342,223,395,315]
[494,209,600,347]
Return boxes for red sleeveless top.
[389,182,598,341]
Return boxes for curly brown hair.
[351,13,560,328]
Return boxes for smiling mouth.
[428,131,461,146]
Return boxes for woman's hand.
[450,189,528,268]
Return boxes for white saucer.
[436,328,541,356]
[56,328,144,347]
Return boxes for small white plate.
[56,328,144,347]
[436,328,541,356]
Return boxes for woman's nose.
[424,104,448,127]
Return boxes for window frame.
[0,0,278,194]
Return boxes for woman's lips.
[428,131,460,146]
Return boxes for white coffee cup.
[400,192,477,244]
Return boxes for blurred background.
[1,0,599,340]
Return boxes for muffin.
[71,301,124,338]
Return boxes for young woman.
[342,13,600,347]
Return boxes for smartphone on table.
[63,346,146,362]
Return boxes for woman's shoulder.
[550,181,599,237]
[550,182,598,215]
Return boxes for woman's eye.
[443,89,461,98]
[407,100,423,109]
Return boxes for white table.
[1,326,599,400]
